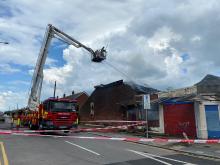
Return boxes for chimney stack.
[63,93,66,98]
[72,90,74,95]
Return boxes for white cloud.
[0,95,7,111]
[43,65,73,84]
[9,80,30,86]
[164,51,183,75]
[191,35,201,42]
[0,64,20,74]
[148,26,182,52]
[1,0,220,110]
[0,91,27,111]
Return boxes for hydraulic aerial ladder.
[28,24,106,111]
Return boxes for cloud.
[0,90,27,111]
[43,65,74,84]
[0,64,20,74]
[191,35,202,42]
[1,0,220,110]
[8,80,29,86]
[148,26,182,52]
[32,0,220,94]
[164,52,183,75]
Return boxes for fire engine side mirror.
[76,105,79,112]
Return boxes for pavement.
[0,123,220,165]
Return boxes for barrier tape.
[0,122,146,134]
[0,132,219,144]
[81,120,146,123]
[77,122,145,132]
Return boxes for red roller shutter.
[164,103,196,138]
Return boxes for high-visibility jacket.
[17,118,20,126]
[76,118,79,125]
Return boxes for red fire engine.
[27,98,77,130]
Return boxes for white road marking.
[195,151,204,154]
[141,152,195,164]
[215,150,220,153]
[127,149,196,165]
[127,149,172,165]
[65,141,100,156]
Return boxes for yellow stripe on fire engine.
[43,111,48,119]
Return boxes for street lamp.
[0,41,9,44]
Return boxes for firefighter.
[11,113,14,129]
[16,117,20,130]
[74,105,79,129]
[20,112,24,126]
[16,112,21,130]
[73,111,79,129]
[90,102,95,120]
[75,116,79,129]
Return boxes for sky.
[0,0,220,111]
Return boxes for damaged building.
[80,80,159,126]
[157,74,220,139]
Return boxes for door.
[164,103,196,138]
[205,105,220,138]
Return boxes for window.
[43,102,48,111]
[50,101,76,112]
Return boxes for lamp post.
[0,42,9,44]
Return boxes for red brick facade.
[80,80,158,122]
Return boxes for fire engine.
[26,24,106,130]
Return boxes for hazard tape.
[78,122,145,132]
[81,120,146,123]
[0,122,146,134]
[0,132,219,144]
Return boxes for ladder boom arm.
[28,24,106,111]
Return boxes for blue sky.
[1,0,220,111]
[47,40,68,67]
[0,41,67,89]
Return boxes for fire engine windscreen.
[50,101,76,112]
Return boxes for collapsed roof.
[95,80,159,94]
[66,92,88,99]
[124,81,159,94]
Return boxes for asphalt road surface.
[0,122,219,165]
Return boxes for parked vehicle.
[0,111,4,122]
[27,98,78,130]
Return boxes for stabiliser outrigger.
[25,24,106,130]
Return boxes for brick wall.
[80,83,135,121]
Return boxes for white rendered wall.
[158,104,164,133]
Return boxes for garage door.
[164,103,196,138]
[205,105,220,138]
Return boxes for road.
[0,129,219,165]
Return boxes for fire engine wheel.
[29,122,38,130]
[39,124,42,129]
[64,130,70,134]
[29,122,34,130]
[39,122,44,130]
